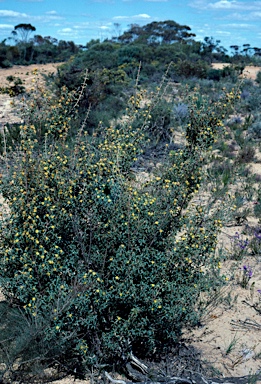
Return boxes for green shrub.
[19,79,79,142]
[174,59,208,79]
[249,119,261,139]
[0,59,13,69]
[0,83,236,380]
[186,88,236,149]
[236,145,256,164]
[0,76,25,96]
[256,70,261,85]
[206,67,238,82]
[0,123,21,155]
[243,88,261,113]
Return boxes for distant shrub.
[0,59,13,69]
[207,68,222,81]
[207,66,238,82]
[256,70,261,85]
[174,59,208,79]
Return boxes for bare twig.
[135,61,142,90]
[105,371,126,384]
[74,68,89,110]
[231,317,261,331]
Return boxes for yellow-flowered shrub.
[0,84,236,380]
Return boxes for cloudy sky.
[0,0,260,50]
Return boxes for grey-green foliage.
[243,88,261,113]
[0,301,75,383]
[0,84,235,380]
[256,70,261,85]
[249,117,261,139]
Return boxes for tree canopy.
[12,23,36,43]
[116,20,196,45]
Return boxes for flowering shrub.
[0,83,236,379]
[0,75,25,97]
[186,89,237,149]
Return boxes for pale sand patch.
[0,63,62,90]
[212,63,261,81]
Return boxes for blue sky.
[0,0,260,50]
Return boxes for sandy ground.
[0,63,62,127]
[0,63,61,89]
[0,63,261,383]
[212,63,261,81]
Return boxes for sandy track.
[0,62,62,90]
[0,63,63,126]
[212,63,261,81]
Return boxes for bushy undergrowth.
[0,75,25,97]
[0,78,238,381]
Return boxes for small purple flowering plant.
[245,227,261,256]
[254,230,261,240]
[232,232,249,260]
[256,289,261,309]
[241,264,253,288]
[251,229,261,255]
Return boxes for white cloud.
[99,25,110,29]
[57,27,86,40]
[73,24,89,30]
[0,9,63,25]
[215,30,231,35]
[209,1,237,9]
[0,10,28,18]
[190,0,261,11]
[137,14,150,18]
[222,10,261,20]
[251,12,261,18]
[45,11,58,15]
[224,23,253,28]
[59,28,73,33]
[0,23,13,29]
[34,14,64,22]
[209,0,261,10]
[113,13,151,20]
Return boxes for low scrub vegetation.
[0,22,261,383]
